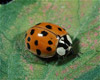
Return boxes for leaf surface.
[0,0,100,80]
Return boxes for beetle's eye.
[66,35,72,44]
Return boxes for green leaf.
[0,0,100,80]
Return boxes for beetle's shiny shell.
[25,22,68,58]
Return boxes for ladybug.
[25,22,72,58]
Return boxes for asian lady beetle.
[25,22,72,58]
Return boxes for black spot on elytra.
[36,49,41,55]
[41,31,48,36]
[27,43,30,49]
[30,29,35,35]
[36,23,41,25]
[46,25,52,29]
[58,27,62,31]
[34,40,38,46]
[25,33,27,38]
[27,37,31,41]
[48,40,53,45]
[46,47,52,51]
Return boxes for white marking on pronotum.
[67,46,72,51]
[61,37,64,40]
[59,40,65,44]
[57,47,66,56]
[38,33,43,37]
[67,35,72,44]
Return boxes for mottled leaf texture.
[0,0,100,80]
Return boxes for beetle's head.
[56,35,73,56]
